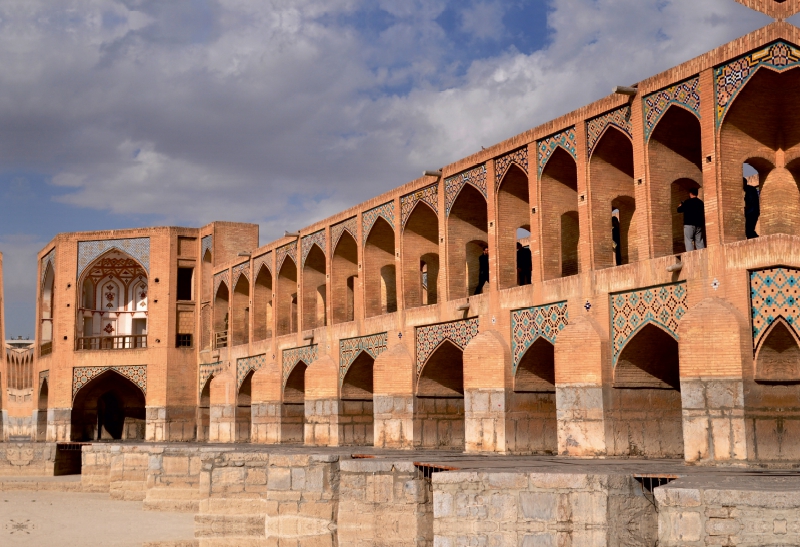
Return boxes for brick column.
[304,355,340,446]
[463,331,512,453]
[678,298,749,464]
[373,342,415,449]
[208,371,236,443]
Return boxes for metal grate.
[633,474,678,506]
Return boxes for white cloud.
[460,1,507,41]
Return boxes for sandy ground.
[0,491,195,546]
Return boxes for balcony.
[76,335,147,351]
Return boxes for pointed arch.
[40,262,55,347]
[302,244,327,329]
[198,374,213,441]
[402,200,439,308]
[414,340,465,449]
[71,370,146,441]
[231,274,250,346]
[277,257,298,336]
[515,338,555,392]
[214,281,229,348]
[754,317,800,382]
[282,361,307,443]
[364,216,396,317]
[236,370,254,442]
[253,264,273,342]
[447,184,488,298]
[332,230,358,324]
[497,163,531,289]
[614,323,679,389]
[540,147,579,280]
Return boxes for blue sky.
[0,0,771,337]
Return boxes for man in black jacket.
[677,188,705,251]
[516,242,532,285]
[744,178,760,239]
[475,246,490,294]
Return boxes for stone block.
[267,467,291,491]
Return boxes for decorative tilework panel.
[237,354,266,389]
[586,106,633,158]
[339,333,388,382]
[77,238,150,277]
[716,41,800,126]
[511,302,569,372]
[750,267,800,349]
[400,184,439,229]
[362,202,396,244]
[495,147,529,189]
[537,128,577,176]
[213,270,230,295]
[282,345,318,386]
[232,262,250,288]
[445,165,487,216]
[644,77,701,140]
[331,217,357,251]
[415,318,480,376]
[302,230,327,265]
[253,252,272,278]
[73,365,147,399]
[41,248,55,287]
[276,242,298,270]
[201,235,213,259]
[610,283,687,367]
[199,361,224,397]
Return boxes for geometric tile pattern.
[213,270,230,295]
[72,365,147,399]
[201,235,213,259]
[237,354,266,389]
[400,183,439,229]
[610,282,687,367]
[41,248,55,287]
[537,127,577,177]
[339,332,388,382]
[363,202,395,244]
[495,147,529,189]
[302,230,327,265]
[750,267,800,350]
[644,77,701,140]
[715,41,800,127]
[232,261,250,288]
[445,165,487,216]
[253,251,272,277]
[511,302,569,373]
[282,344,318,386]
[415,317,480,376]
[77,238,150,277]
[276,242,298,270]
[199,361,224,397]
[586,106,633,157]
[331,217,358,251]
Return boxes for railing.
[76,335,147,350]
[214,330,228,349]
[40,341,53,356]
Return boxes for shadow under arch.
[496,163,530,289]
[282,361,307,443]
[71,370,146,442]
[340,351,376,446]
[447,184,488,299]
[511,338,558,454]
[414,340,465,449]
[236,370,254,442]
[540,147,579,280]
[302,244,327,329]
[364,217,397,318]
[331,230,358,324]
[402,201,439,308]
[197,375,213,441]
[253,264,273,342]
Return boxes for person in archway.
[516,242,532,285]
[611,208,622,266]
[475,246,490,294]
[677,188,705,251]
[744,177,760,239]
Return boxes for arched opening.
[511,338,557,454]
[747,319,800,461]
[497,164,530,289]
[331,231,358,324]
[402,202,439,308]
[40,264,54,351]
[71,371,146,442]
[364,217,397,317]
[302,245,327,329]
[590,127,636,268]
[236,371,253,442]
[277,258,298,336]
[36,378,48,441]
[541,148,579,280]
[231,275,250,346]
[202,249,213,302]
[720,67,800,242]
[77,250,148,350]
[253,265,273,342]
[198,376,212,441]
[213,282,229,348]
[448,185,489,299]
[465,240,489,296]
[340,352,375,446]
[610,324,683,457]
[670,178,703,253]
[282,362,307,443]
[649,105,703,257]
[414,340,465,449]
[516,228,532,286]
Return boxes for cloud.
[0,0,770,246]
[0,234,47,338]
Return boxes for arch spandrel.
[72,365,147,400]
[586,106,633,159]
[362,202,396,244]
[77,238,150,277]
[444,165,487,216]
[415,318,479,377]
[282,344,318,387]
[644,77,701,142]
[400,184,439,230]
[750,267,800,349]
[511,302,568,373]
[494,147,529,190]
[339,333,388,384]
[302,230,327,266]
[537,128,577,178]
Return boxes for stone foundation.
[305,398,340,446]
[146,406,197,442]
[251,402,281,443]
[413,397,465,449]
[208,404,235,443]
[556,385,607,457]
[374,395,414,449]
[46,408,71,442]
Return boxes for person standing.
[611,214,622,266]
[744,177,760,239]
[516,242,532,285]
[677,188,705,251]
[475,246,490,294]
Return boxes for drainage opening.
[633,474,678,506]
[413,462,460,480]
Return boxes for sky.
[0,0,774,337]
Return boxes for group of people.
[474,180,761,295]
